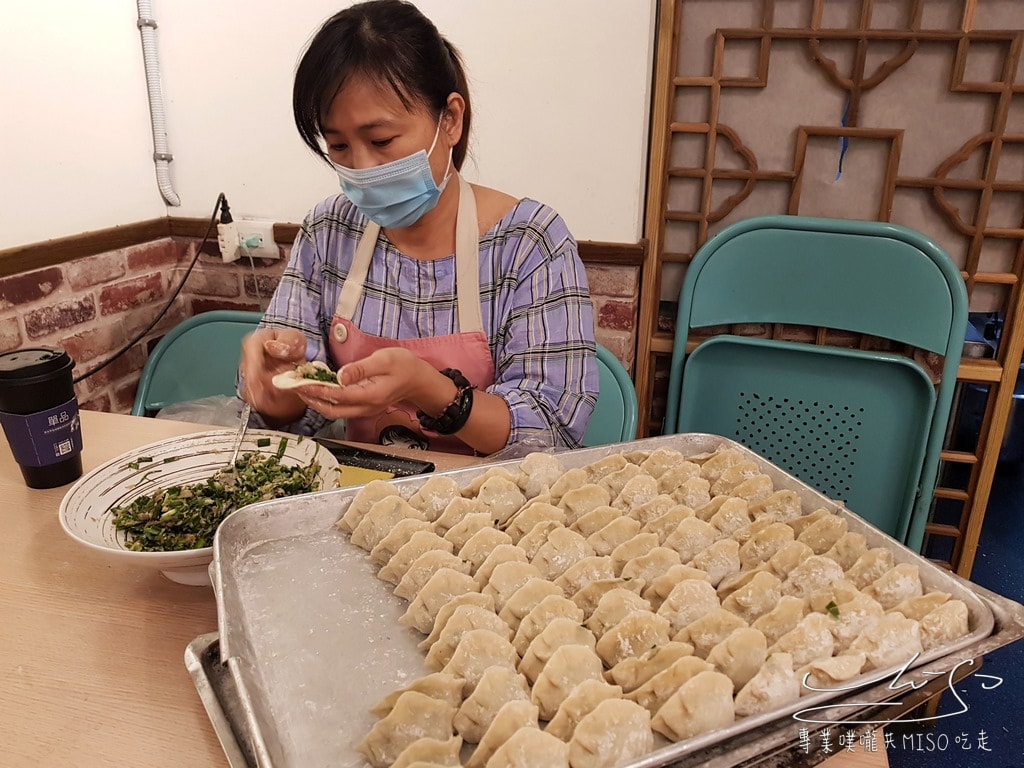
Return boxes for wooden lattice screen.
[638,0,1024,576]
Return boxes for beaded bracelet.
[416,368,475,435]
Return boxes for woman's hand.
[238,328,309,423]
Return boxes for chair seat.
[678,336,937,542]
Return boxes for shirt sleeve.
[238,219,332,436]
[487,221,599,449]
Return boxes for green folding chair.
[132,310,263,417]
[664,215,968,552]
[583,344,639,447]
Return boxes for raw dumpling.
[846,548,896,589]
[612,474,660,511]
[462,531,517,577]
[604,641,696,693]
[714,568,763,601]
[337,479,401,533]
[749,489,803,522]
[865,563,924,610]
[892,591,951,622]
[433,497,486,536]
[697,448,748,483]
[627,655,713,715]
[651,670,735,742]
[461,466,523,498]
[729,473,774,505]
[531,644,606,719]
[424,604,513,671]
[443,512,494,551]
[657,578,720,635]
[394,550,471,601]
[379,531,454,585]
[548,468,590,504]
[597,464,642,500]
[828,592,885,652]
[708,497,752,537]
[621,547,682,585]
[641,504,695,545]
[400,567,479,634]
[768,613,836,667]
[708,461,761,496]
[472,543,527,586]
[370,673,466,718]
[750,595,809,645]
[567,698,653,768]
[639,448,690,478]
[370,518,434,567]
[788,508,833,537]
[767,540,815,578]
[595,611,672,667]
[823,532,869,570]
[656,462,702,496]
[559,484,614,526]
[920,600,970,651]
[610,533,661,576]
[477,475,527,526]
[419,592,496,652]
[734,652,800,717]
[391,735,462,768]
[720,571,783,623]
[441,629,520,694]
[517,452,566,498]
[798,653,866,694]
[453,665,530,743]
[690,538,741,586]
[628,494,676,527]
[520,618,598,683]
[408,476,463,522]
[586,587,653,639]
[581,454,629,482]
[675,608,748,659]
[504,502,565,543]
[664,517,720,563]
[351,496,426,552]
[517,520,564,560]
[546,679,624,741]
[671,476,712,509]
[532,527,596,581]
[738,522,795,570]
[484,725,570,768]
[849,613,923,670]
[731,514,783,546]
[465,700,539,768]
[482,561,544,613]
[554,555,617,596]
[806,579,862,615]
[573,578,646,621]
[513,595,586,656]
[587,516,642,557]
[572,505,624,538]
[356,690,456,768]
[642,565,711,611]
[705,627,768,690]
[781,555,845,598]
[498,577,565,631]
[796,513,848,555]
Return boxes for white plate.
[59,429,339,586]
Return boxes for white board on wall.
[0,0,656,251]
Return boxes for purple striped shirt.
[257,193,598,448]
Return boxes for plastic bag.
[486,435,565,462]
[155,395,247,427]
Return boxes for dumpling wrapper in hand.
[271,360,343,390]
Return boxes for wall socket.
[217,219,280,262]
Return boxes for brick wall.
[0,238,639,414]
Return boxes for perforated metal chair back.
[132,310,263,417]
[664,215,968,552]
[583,344,639,447]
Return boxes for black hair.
[293,0,472,169]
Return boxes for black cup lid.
[0,347,73,380]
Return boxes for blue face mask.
[332,114,452,229]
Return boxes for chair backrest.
[664,215,968,552]
[582,344,639,447]
[132,310,263,417]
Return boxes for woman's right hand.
[239,328,309,424]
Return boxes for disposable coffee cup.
[0,347,84,489]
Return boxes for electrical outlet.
[236,220,279,260]
[217,221,240,263]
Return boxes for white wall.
[0,1,656,250]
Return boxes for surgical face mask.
[331,114,452,229]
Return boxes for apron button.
[333,324,348,343]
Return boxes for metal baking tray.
[206,434,1024,768]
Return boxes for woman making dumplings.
[239,0,598,455]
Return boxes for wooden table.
[0,410,887,768]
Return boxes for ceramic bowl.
[58,429,339,586]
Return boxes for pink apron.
[328,175,495,454]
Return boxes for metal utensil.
[227,402,252,466]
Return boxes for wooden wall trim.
[1,217,647,274]
[0,219,170,278]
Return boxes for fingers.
[262,329,307,361]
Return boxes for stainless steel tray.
[206,434,1024,768]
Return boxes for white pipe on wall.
[136,0,180,206]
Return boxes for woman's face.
[321,75,461,182]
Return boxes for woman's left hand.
[294,347,436,419]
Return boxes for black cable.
[73,192,228,384]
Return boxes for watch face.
[378,424,430,451]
